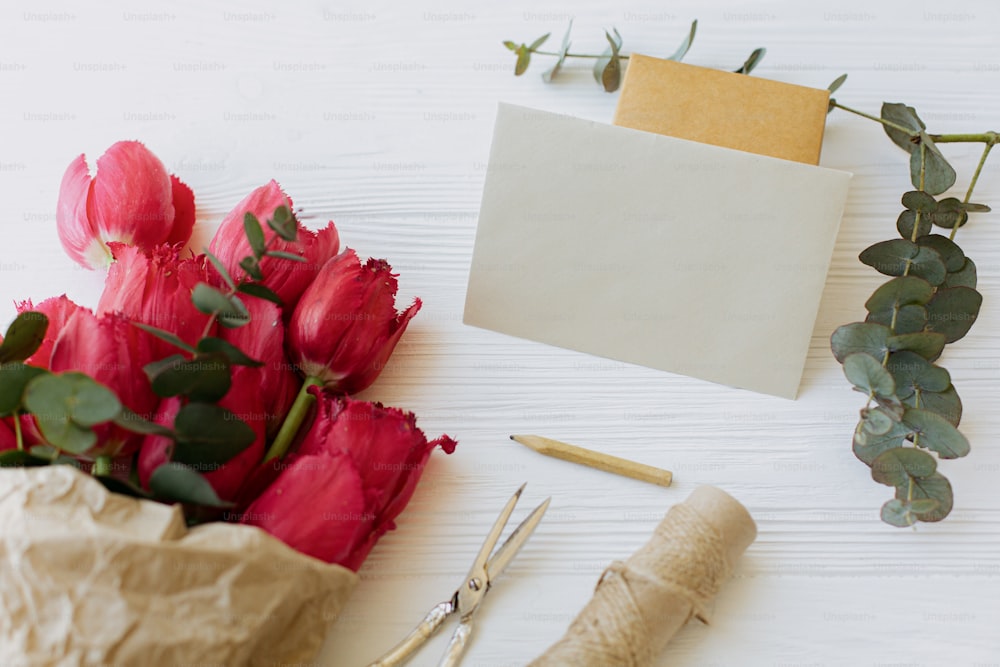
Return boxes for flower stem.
[264,375,324,462]
[13,416,23,451]
[532,50,630,60]
[831,102,918,137]
[93,455,112,477]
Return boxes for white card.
[464,104,852,399]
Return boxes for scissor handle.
[368,601,454,667]
[438,619,473,667]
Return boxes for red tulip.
[57,141,195,270]
[218,296,299,436]
[48,308,160,457]
[241,392,456,570]
[97,243,215,352]
[208,180,339,309]
[0,419,15,452]
[288,250,420,395]
[16,295,81,370]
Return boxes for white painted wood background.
[2,0,1000,665]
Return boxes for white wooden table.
[3,0,999,665]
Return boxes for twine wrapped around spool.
[529,485,756,667]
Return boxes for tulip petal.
[90,141,174,250]
[166,175,196,246]
[17,295,82,370]
[56,154,106,269]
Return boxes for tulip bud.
[208,180,339,310]
[56,141,195,270]
[288,250,420,395]
[241,392,455,570]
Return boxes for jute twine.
[529,488,753,667]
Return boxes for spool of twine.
[528,486,757,667]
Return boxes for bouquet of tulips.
[0,141,456,665]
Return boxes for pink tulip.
[16,295,81,370]
[97,243,215,352]
[48,308,160,457]
[288,250,420,395]
[208,180,339,310]
[0,419,15,452]
[57,141,195,270]
[241,392,456,570]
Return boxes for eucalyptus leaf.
[896,210,932,240]
[902,408,969,459]
[867,304,927,335]
[916,235,964,272]
[133,323,197,354]
[928,197,968,230]
[859,239,917,276]
[149,462,232,508]
[733,47,766,74]
[942,257,977,289]
[23,372,121,428]
[237,282,284,305]
[191,283,251,326]
[243,212,267,257]
[903,385,962,426]
[264,250,307,263]
[0,362,47,416]
[203,249,235,291]
[880,102,924,153]
[924,286,982,343]
[0,312,49,364]
[542,20,573,83]
[860,407,895,435]
[529,33,550,51]
[880,498,917,527]
[843,353,895,398]
[503,40,517,52]
[173,402,256,466]
[899,472,953,522]
[239,256,264,281]
[831,322,890,364]
[150,353,232,403]
[886,332,946,361]
[871,446,936,487]
[592,28,622,91]
[864,276,934,315]
[600,31,623,92]
[197,337,263,367]
[267,206,297,242]
[0,449,50,467]
[886,351,950,399]
[901,190,937,212]
[853,420,911,466]
[96,476,152,499]
[114,407,172,437]
[667,19,697,61]
[911,134,956,196]
[827,73,847,94]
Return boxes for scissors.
[368,484,550,667]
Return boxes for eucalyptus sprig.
[505,19,766,92]
[829,76,997,526]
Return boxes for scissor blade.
[486,496,550,583]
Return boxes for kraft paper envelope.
[463,104,852,398]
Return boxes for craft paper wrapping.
[464,104,852,398]
[0,465,357,667]
[613,55,830,164]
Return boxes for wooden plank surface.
[2,0,999,665]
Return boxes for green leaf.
[843,353,895,398]
[667,19,697,61]
[880,498,918,527]
[197,337,263,367]
[871,446,936,487]
[239,256,264,281]
[928,197,968,230]
[827,73,847,94]
[896,210,932,240]
[149,353,232,403]
[542,21,573,83]
[0,312,49,364]
[898,472,953,522]
[904,385,962,426]
[514,44,531,76]
[733,47,766,74]
[912,135,956,196]
[830,322,890,364]
[0,449,51,467]
[963,201,991,213]
[902,408,970,459]
[593,28,622,91]
[860,407,895,435]
[864,276,934,315]
[263,250,307,263]
[132,323,197,354]
[173,403,256,467]
[600,31,623,92]
[886,351,950,399]
[925,286,982,343]
[149,462,232,508]
[867,304,927,335]
[0,362,47,417]
[916,235,964,272]
[237,282,284,306]
[203,248,235,291]
[267,205,297,242]
[942,258,977,289]
[503,40,517,52]
[859,239,945,285]
[24,372,121,429]
[95,475,152,499]
[901,190,937,212]
[114,407,172,436]
[886,332,946,361]
[880,102,924,153]
[528,33,550,51]
[243,212,267,257]
[853,421,911,466]
[192,284,250,328]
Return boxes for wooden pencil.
[510,434,673,487]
